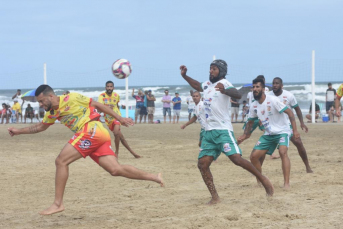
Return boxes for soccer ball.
[112,59,132,79]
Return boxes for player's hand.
[119,118,134,127]
[215,83,225,94]
[180,65,187,77]
[8,127,20,137]
[293,130,300,139]
[300,123,308,133]
[181,125,186,129]
[237,134,247,145]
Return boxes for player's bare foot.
[262,176,274,196]
[270,155,280,159]
[283,183,291,190]
[157,173,164,187]
[133,154,141,158]
[39,203,64,215]
[306,167,313,173]
[207,197,221,205]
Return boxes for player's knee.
[197,160,208,171]
[279,150,288,157]
[109,167,122,176]
[55,156,66,167]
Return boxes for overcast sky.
[1,0,342,89]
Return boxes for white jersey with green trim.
[268,89,298,125]
[194,101,207,130]
[201,79,234,131]
[248,94,291,135]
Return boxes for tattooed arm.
[284,108,300,139]
[8,122,50,136]
[237,119,254,144]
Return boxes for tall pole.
[213,55,216,60]
[125,76,129,118]
[311,50,315,123]
[44,63,47,84]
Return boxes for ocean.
[0,82,340,122]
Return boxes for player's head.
[210,59,227,83]
[105,81,114,94]
[190,89,194,95]
[252,78,265,100]
[256,75,265,83]
[192,91,201,104]
[272,77,283,94]
[35,84,56,111]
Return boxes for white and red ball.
[112,59,132,79]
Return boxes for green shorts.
[199,129,205,142]
[243,119,265,133]
[199,129,242,160]
[267,125,293,155]
[254,134,290,155]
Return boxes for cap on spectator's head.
[148,90,152,92]
[175,91,179,94]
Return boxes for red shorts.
[108,119,121,131]
[69,121,115,164]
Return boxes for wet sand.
[0,121,342,228]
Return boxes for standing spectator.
[24,104,34,124]
[140,91,148,123]
[326,83,336,120]
[12,99,22,123]
[162,89,172,123]
[306,102,320,122]
[186,90,195,121]
[230,97,239,123]
[132,88,144,124]
[172,92,182,124]
[241,100,249,122]
[146,90,156,124]
[1,103,9,124]
[12,89,24,123]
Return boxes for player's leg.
[291,136,313,173]
[98,155,163,186]
[168,108,171,123]
[112,124,121,157]
[119,131,141,158]
[278,145,291,189]
[40,143,83,215]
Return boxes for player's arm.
[336,95,342,117]
[284,108,300,139]
[237,119,254,144]
[294,106,308,133]
[215,83,242,99]
[8,122,49,136]
[131,88,135,97]
[90,100,133,127]
[180,65,203,92]
[181,115,197,129]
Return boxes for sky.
[1,0,343,89]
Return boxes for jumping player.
[238,78,300,189]
[180,60,274,205]
[98,81,140,158]
[8,85,163,215]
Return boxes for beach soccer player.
[98,81,141,158]
[8,85,164,215]
[335,83,343,117]
[180,60,274,205]
[181,91,206,147]
[268,77,313,173]
[238,78,300,189]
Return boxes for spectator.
[162,89,172,123]
[241,100,249,122]
[329,104,342,123]
[230,97,239,123]
[172,91,182,124]
[1,103,9,124]
[35,105,45,122]
[146,90,156,124]
[140,91,148,123]
[306,102,320,122]
[132,88,144,124]
[186,90,195,121]
[24,103,34,124]
[326,83,336,120]
[12,89,24,123]
[12,99,22,123]
[63,90,70,95]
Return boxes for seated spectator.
[1,103,9,124]
[241,100,249,122]
[306,102,320,122]
[35,105,45,122]
[24,104,34,124]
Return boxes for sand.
[0,121,342,229]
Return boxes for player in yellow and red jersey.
[8,85,164,216]
[335,83,343,117]
[98,80,140,158]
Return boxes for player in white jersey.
[181,91,206,147]
[238,78,300,189]
[267,77,313,173]
[180,60,274,205]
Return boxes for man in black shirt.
[306,103,320,122]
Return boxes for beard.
[44,101,52,111]
[273,87,282,94]
[209,74,221,83]
[106,89,113,94]
[253,90,263,100]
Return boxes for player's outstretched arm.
[8,122,49,136]
[181,115,197,129]
[284,108,300,139]
[294,106,308,133]
[180,65,203,92]
[91,100,134,127]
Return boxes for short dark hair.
[35,85,55,96]
[252,78,265,88]
[273,77,283,84]
[17,89,21,91]
[256,75,265,80]
[106,81,114,86]
[193,91,201,96]
[328,83,332,86]
[243,100,246,103]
